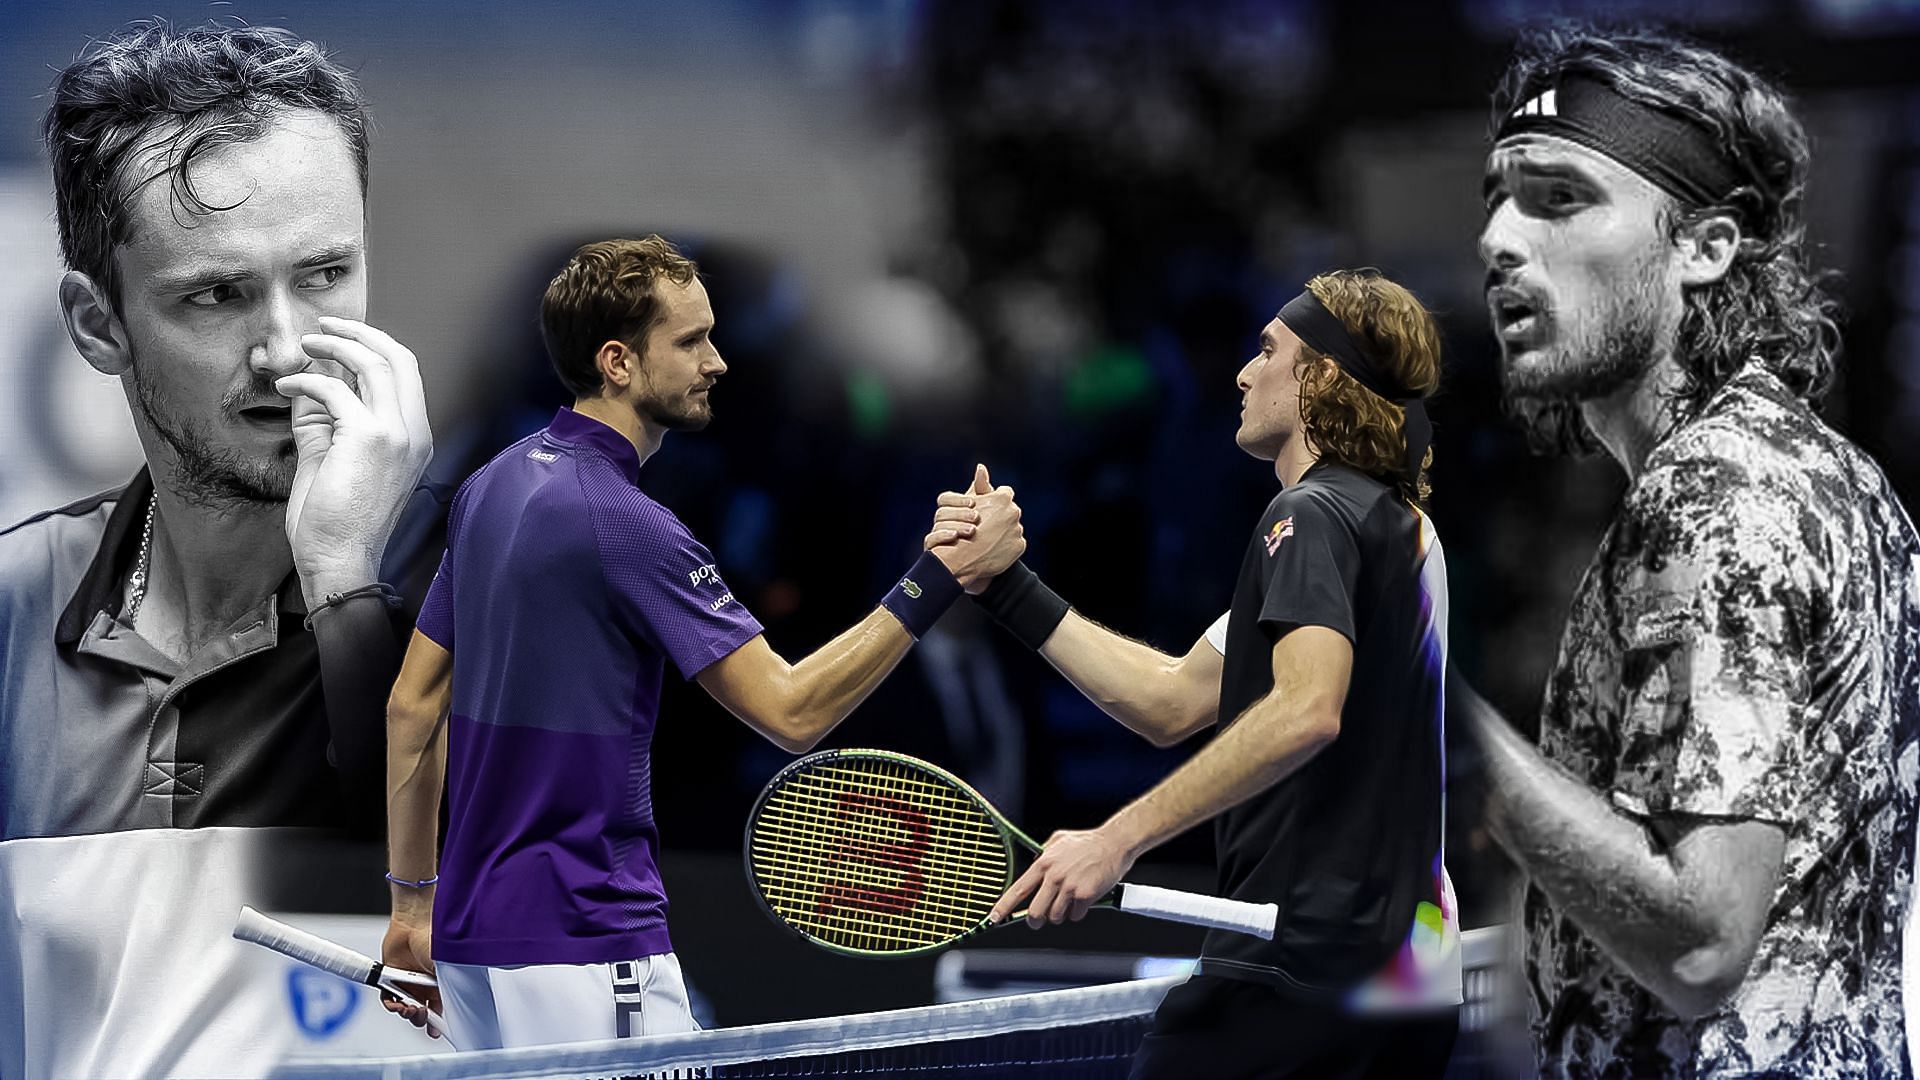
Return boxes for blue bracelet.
[880,550,964,640]
[385,872,439,888]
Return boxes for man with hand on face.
[3,21,431,840]
[1461,26,1920,1077]
[930,269,1460,1079]
[379,237,1028,1050]
[0,23,433,1077]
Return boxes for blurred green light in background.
[847,371,891,439]
[1065,346,1154,418]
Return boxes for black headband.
[1494,74,1744,208]
[1275,289,1431,488]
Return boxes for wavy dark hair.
[1492,25,1840,452]
[541,236,701,398]
[43,22,370,307]
[1295,269,1443,506]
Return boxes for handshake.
[924,464,1026,594]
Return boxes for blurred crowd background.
[5,0,1920,1030]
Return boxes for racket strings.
[751,758,1012,951]
[753,772,1004,931]
[755,815,981,949]
[751,810,1002,935]
[760,781,1010,877]
[750,813,1001,926]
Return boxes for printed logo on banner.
[287,967,360,1039]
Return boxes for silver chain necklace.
[125,500,155,623]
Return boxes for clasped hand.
[925,464,1025,593]
[276,315,434,601]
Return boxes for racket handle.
[234,905,380,985]
[1117,884,1277,940]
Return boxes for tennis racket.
[745,748,1277,957]
[232,906,455,1047]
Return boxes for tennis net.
[273,975,1180,1079]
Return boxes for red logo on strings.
[817,792,932,916]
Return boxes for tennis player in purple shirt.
[378,236,1026,1049]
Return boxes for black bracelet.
[303,582,403,631]
[880,551,964,640]
[973,560,1070,650]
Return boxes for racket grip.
[1117,884,1277,940]
[234,906,380,985]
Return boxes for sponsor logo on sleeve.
[528,449,559,463]
[1265,516,1294,557]
[689,563,736,611]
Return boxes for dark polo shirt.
[0,469,443,838]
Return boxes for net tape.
[272,974,1181,1079]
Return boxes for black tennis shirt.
[1200,460,1448,998]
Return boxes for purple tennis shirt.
[415,407,763,966]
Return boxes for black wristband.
[972,560,1069,650]
[880,551,964,640]
[303,582,402,631]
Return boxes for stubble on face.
[128,352,297,506]
[1484,138,1678,439]
[629,278,719,432]
[107,109,367,510]
[1500,257,1663,408]
[633,362,713,432]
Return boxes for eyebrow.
[148,242,363,294]
[1483,155,1596,200]
[149,264,254,294]
[295,242,362,269]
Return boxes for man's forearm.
[312,590,404,828]
[1465,693,1729,1015]
[1105,688,1336,857]
[1040,612,1213,746]
[780,607,917,746]
[386,703,446,887]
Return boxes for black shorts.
[1128,975,1458,1080]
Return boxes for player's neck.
[137,478,293,661]
[572,396,665,466]
[1579,351,1689,482]
[1273,438,1320,488]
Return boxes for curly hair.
[43,22,369,308]
[1293,269,1443,505]
[541,236,702,398]
[1492,24,1839,444]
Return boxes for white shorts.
[436,952,699,1050]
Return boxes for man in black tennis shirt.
[931,269,1458,1077]
[1460,28,1919,1076]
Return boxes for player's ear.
[59,271,133,376]
[595,340,633,391]
[1674,211,1741,287]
